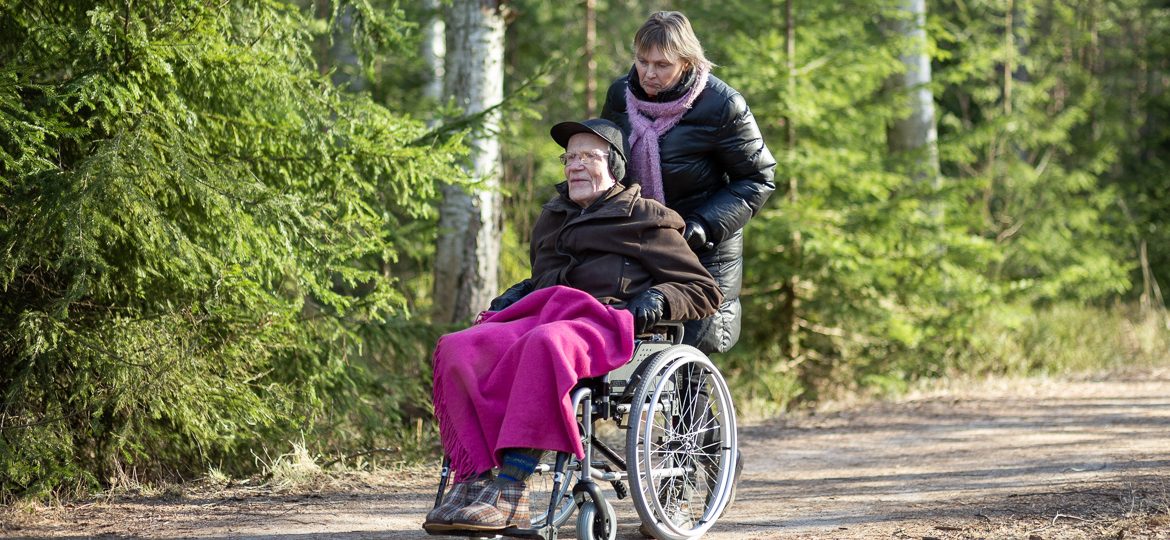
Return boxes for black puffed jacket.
[602,70,776,353]
[602,71,776,249]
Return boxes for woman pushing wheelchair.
[424,118,722,533]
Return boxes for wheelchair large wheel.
[528,452,576,528]
[626,345,738,540]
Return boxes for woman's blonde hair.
[632,11,714,71]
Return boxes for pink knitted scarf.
[624,66,710,203]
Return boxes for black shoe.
[719,450,743,518]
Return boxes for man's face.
[564,132,615,207]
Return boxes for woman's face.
[635,46,687,98]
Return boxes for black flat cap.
[550,118,628,162]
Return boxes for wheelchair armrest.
[575,374,609,395]
[635,320,685,345]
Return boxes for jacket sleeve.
[692,92,777,243]
[636,206,723,321]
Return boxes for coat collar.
[627,64,698,103]
[546,182,642,220]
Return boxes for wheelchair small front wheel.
[575,498,617,540]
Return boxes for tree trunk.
[400,0,444,287]
[421,0,445,109]
[584,0,597,117]
[329,3,366,93]
[1005,0,1014,115]
[885,0,941,203]
[781,0,802,365]
[432,0,505,324]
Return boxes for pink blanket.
[432,285,635,481]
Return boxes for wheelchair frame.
[426,323,739,540]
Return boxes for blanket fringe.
[432,339,478,483]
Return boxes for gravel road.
[4,373,1169,539]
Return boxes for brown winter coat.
[527,182,722,322]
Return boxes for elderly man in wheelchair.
[425,118,739,540]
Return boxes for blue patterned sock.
[495,448,543,484]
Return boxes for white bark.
[432,0,504,324]
[886,0,940,183]
[421,0,445,108]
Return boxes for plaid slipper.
[422,476,491,532]
[449,481,531,531]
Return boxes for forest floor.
[3,368,1170,539]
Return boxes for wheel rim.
[575,498,617,540]
[601,499,617,540]
[627,347,738,540]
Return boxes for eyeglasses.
[558,151,609,166]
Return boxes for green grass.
[729,302,1170,419]
[959,302,1170,376]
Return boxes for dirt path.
[5,373,1170,539]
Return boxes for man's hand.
[626,289,667,334]
[489,281,533,312]
[683,219,714,252]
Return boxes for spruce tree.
[0,0,462,497]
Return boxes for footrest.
[499,527,548,539]
[423,525,501,538]
[422,524,551,539]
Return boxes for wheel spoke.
[529,453,576,527]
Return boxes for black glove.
[489,280,533,312]
[626,289,667,334]
[683,219,714,252]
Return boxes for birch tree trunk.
[432,0,505,324]
[885,0,941,190]
[421,0,445,110]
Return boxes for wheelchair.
[426,323,739,540]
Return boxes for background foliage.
[0,0,461,497]
[2,0,1168,498]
